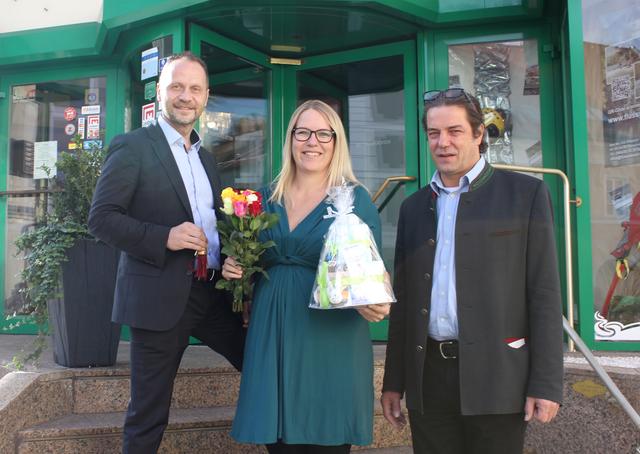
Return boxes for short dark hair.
[422,89,487,154]
[161,51,210,86]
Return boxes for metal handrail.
[493,164,577,352]
[495,163,640,433]
[563,316,640,430]
[372,176,416,204]
[0,189,61,197]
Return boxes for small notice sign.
[34,141,58,179]
[64,107,77,122]
[141,47,159,80]
[77,117,86,139]
[142,102,156,127]
[84,88,100,105]
[144,81,156,100]
[87,115,100,139]
[81,105,100,115]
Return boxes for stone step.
[17,403,411,454]
[355,448,412,454]
[72,358,386,414]
[73,368,241,413]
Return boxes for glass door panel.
[582,0,640,344]
[201,74,268,189]
[191,24,272,190]
[297,44,418,340]
[298,54,407,265]
[448,40,542,168]
[5,77,107,322]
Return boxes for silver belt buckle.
[439,341,457,359]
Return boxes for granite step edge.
[19,406,236,440]
[20,401,408,440]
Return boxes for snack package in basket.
[310,184,397,309]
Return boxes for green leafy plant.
[6,137,106,368]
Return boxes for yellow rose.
[221,197,234,215]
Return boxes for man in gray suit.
[381,88,563,453]
[89,52,244,453]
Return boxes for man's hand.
[167,222,207,252]
[356,303,391,322]
[381,391,407,430]
[524,397,559,423]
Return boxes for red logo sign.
[141,102,156,126]
[63,107,77,122]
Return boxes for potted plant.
[8,139,121,368]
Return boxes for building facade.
[1,0,638,350]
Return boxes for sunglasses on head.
[423,88,478,109]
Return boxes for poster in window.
[603,37,640,167]
[33,141,57,179]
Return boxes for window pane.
[448,40,542,169]
[298,55,406,271]
[583,0,640,341]
[5,77,107,316]
[198,41,269,190]
[200,78,268,189]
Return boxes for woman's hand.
[221,256,243,280]
[356,303,391,322]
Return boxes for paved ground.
[0,334,224,378]
[2,333,639,377]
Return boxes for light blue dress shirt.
[428,157,486,340]
[158,115,220,269]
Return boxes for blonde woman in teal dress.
[222,100,391,454]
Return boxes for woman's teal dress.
[231,185,381,446]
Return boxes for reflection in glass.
[199,42,269,190]
[299,56,405,269]
[448,40,542,169]
[5,77,107,315]
[200,78,268,190]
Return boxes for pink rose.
[233,200,248,217]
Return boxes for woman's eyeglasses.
[423,88,478,112]
[292,127,336,143]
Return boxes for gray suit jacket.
[88,123,224,331]
[383,164,564,415]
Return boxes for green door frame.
[562,2,639,351]
[190,24,420,341]
[430,22,562,176]
[0,64,119,334]
[428,22,572,323]
[189,23,282,185]
[296,40,420,194]
[294,40,420,340]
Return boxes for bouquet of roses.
[215,187,279,312]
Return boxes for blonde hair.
[270,100,359,205]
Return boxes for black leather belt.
[427,337,459,359]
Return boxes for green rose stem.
[215,194,278,313]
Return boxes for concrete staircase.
[2,346,412,453]
[2,344,640,453]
